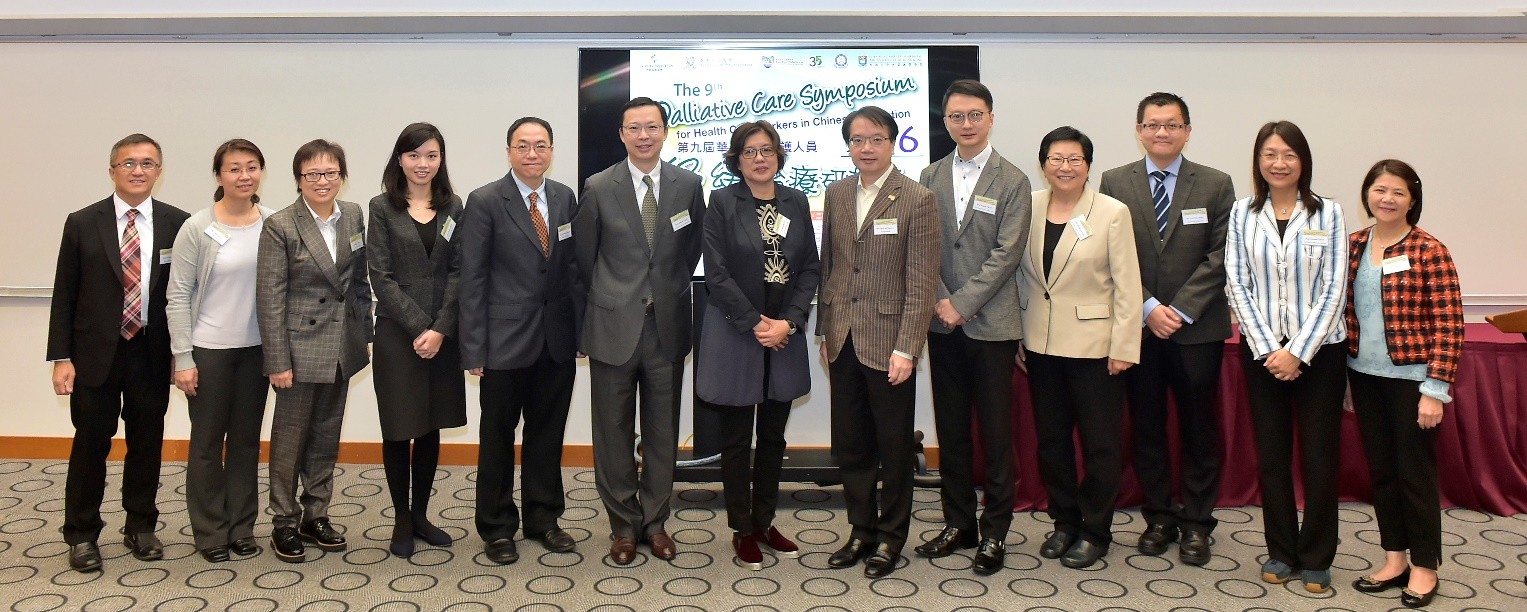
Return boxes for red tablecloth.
[994,323,1527,516]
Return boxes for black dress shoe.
[827,538,873,568]
[1353,568,1411,593]
[1178,530,1211,566]
[299,518,347,552]
[485,538,519,565]
[271,526,305,563]
[1060,539,1107,569]
[914,526,977,558]
[68,542,102,572]
[229,537,260,557]
[411,513,452,547]
[530,528,576,553]
[1137,523,1178,556]
[1039,530,1076,559]
[972,538,1006,576]
[1401,583,1438,608]
[124,531,163,561]
[200,545,230,563]
[863,543,901,578]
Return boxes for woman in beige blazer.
[1017,126,1142,569]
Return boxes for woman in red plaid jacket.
[1343,159,1463,609]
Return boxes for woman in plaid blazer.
[1344,159,1463,609]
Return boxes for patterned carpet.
[1,459,1524,611]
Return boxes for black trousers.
[718,397,792,534]
[185,345,268,550]
[63,332,168,545]
[829,334,917,552]
[927,328,1018,539]
[1349,368,1442,569]
[1241,341,1346,571]
[1125,334,1224,534]
[476,348,576,541]
[1026,351,1126,547]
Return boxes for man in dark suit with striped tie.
[47,134,190,572]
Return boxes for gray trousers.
[267,367,349,529]
[589,314,682,540]
[186,346,268,549]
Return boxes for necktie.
[1150,169,1171,238]
[640,175,657,249]
[120,209,143,339]
[528,191,549,258]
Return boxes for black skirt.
[372,316,467,440]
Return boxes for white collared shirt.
[1225,195,1348,363]
[628,159,661,212]
[512,171,551,227]
[952,145,992,229]
[114,194,155,326]
[855,165,895,229]
[303,198,342,260]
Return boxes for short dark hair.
[291,139,348,184]
[724,120,787,178]
[942,79,993,112]
[841,106,897,144]
[1136,92,1191,126]
[381,123,453,211]
[1250,120,1322,214]
[211,138,265,203]
[507,116,555,145]
[1360,159,1424,225]
[111,133,162,164]
[622,96,669,127]
[1038,126,1094,167]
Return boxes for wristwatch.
[786,321,798,336]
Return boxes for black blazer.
[458,173,583,371]
[366,194,463,338]
[47,197,190,387]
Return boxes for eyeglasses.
[511,144,553,155]
[1045,156,1087,167]
[300,170,342,183]
[622,124,664,136]
[1139,123,1187,133]
[1259,152,1301,164]
[112,160,160,171]
[944,111,986,125]
[221,166,261,176]
[848,136,890,149]
[741,147,776,159]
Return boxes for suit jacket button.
[309,319,317,325]
[319,298,326,304]
[851,298,858,303]
[955,242,961,249]
[854,268,860,273]
[338,296,345,302]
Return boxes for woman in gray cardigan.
[367,123,467,557]
[696,120,821,570]
[166,139,275,563]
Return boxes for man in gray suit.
[1099,92,1235,566]
[913,79,1031,576]
[460,117,584,565]
[573,97,705,565]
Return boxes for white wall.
[5,39,1524,449]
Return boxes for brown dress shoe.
[648,531,678,560]
[609,536,637,565]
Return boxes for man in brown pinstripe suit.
[816,106,941,579]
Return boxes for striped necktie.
[1150,169,1171,238]
[120,208,143,339]
[527,191,549,258]
[640,175,657,248]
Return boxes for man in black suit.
[47,134,191,572]
[573,97,705,565]
[1099,92,1235,566]
[459,117,583,565]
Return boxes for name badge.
[1381,255,1411,274]
[204,224,230,246]
[873,218,898,235]
[349,233,364,252]
[973,195,997,215]
[1181,208,1209,225]
[1300,228,1332,246]
[557,223,573,241]
[773,215,791,238]
[159,248,173,264]
[440,216,456,241]
[670,210,692,231]
[1069,215,1093,240]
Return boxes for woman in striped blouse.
[1344,159,1462,609]
[1224,120,1347,594]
